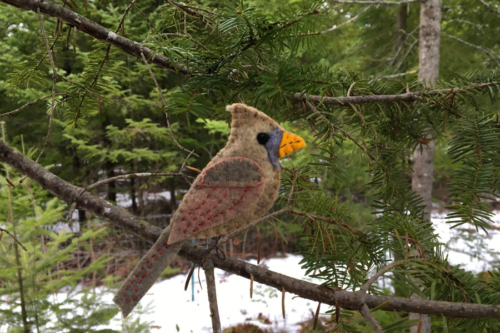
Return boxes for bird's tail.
[113,226,186,318]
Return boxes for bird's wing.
[168,157,265,244]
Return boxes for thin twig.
[321,5,372,34]
[250,273,254,298]
[442,34,500,67]
[185,264,196,291]
[74,0,138,126]
[385,26,419,71]
[166,0,215,24]
[88,172,185,191]
[220,208,289,244]
[132,3,156,30]
[376,70,418,80]
[360,303,384,333]
[308,102,378,163]
[282,287,286,319]
[158,33,208,50]
[393,38,419,74]
[313,302,321,330]
[477,0,500,16]
[203,258,222,333]
[36,8,58,165]
[0,228,28,251]
[0,94,67,118]
[140,51,199,157]
[67,172,188,224]
[330,0,418,4]
[362,259,425,293]
[55,74,116,106]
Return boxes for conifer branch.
[0,228,28,252]
[0,94,67,118]
[2,139,500,319]
[54,74,116,106]
[0,0,187,73]
[293,81,500,106]
[165,0,216,24]
[74,0,138,125]
[152,33,208,50]
[140,51,199,157]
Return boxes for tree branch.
[330,0,420,4]
[0,0,187,74]
[140,51,198,157]
[0,227,28,251]
[321,5,372,34]
[477,0,500,16]
[442,34,500,67]
[2,140,500,319]
[0,94,67,118]
[360,303,384,333]
[203,258,222,333]
[362,259,425,293]
[292,82,500,106]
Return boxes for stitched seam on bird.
[122,242,170,303]
[198,157,264,187]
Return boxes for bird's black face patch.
[257,133,270,145]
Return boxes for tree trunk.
[409,1,441,332]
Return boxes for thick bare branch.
[2,140,500,319]
[293,81,500,106]
[1,0,187,74]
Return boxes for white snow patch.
[107,32,118,41]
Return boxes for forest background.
[1,0,500,332]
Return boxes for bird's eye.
[257,133,270,145]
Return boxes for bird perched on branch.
[113,103,306,317]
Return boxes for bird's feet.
[199,236,226,261]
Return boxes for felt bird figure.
[113,103,306,317]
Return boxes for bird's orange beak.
[278,131,306,158]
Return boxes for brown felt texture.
[114,104,290,317]
[168,157,265,244]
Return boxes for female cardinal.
[114,103,306,317]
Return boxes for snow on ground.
[432,211,500,272]
[19,210,500,332]
[102,254,321,332]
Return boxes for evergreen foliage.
[1,0,500,331]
